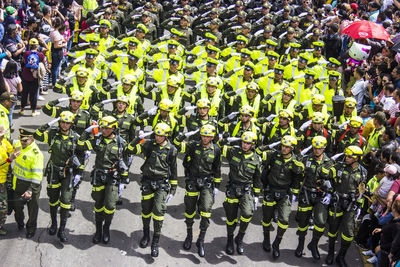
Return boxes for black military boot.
[102,221,111,244]
[226,234,234,255]
[295,236,305,258]
[57,220,68,242]
[92,220,103,244]
[272,236,282,259]
[307,237,321,260]
[335,242,350,267]
[263,230,271,252]
[70,189,77,212]
[139,226,150,248]
[196,230,206,257]
[235,232,245,255]
[183,228,193,250]
[48,206,58,235]
[325,237,336,265]
[151,234,160,257]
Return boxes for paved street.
[0,90,364,267]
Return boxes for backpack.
[26,51,39,69]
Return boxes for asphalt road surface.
[0,89,364,267]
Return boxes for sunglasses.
[268,56,277,60]
[206,63,216,67]
[329,76,339,80]
[170,60,179,65]
[305,74,314,79]
[275,70,284,74]
[299,58,308,63]
[168,44,177,49]
[244,67,254,71]
[266,44,274,48]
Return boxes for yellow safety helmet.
[196,98,211,108]
[207,77,219,87]
[99,19,111,28]
[312,94,325,105]
[167,76,180,87]
[99,116,118,129]
[159,98,174,112]
[312,136,327,148]
[29,38,39,45]
[282,135,297,148]
[239,105,255,116]
[246,82,259,92]
[279,109,294,120]
[312,112,325,123]
[154,122,171,137]
[345,97,357,108]
[76,67,89,78]
[70,90,84,101]
[241,131,258,144]
[122,74,136,85]
[344,145,363,158]
[200,124,216,137]
[116,95,130,105]
[283,87,296,98]
[349,116,363,128]
[60,111,75,123]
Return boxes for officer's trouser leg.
[184,189,199,230]
[102,184,118,244]
[326,207,343,265]
[0,183,7,230]
[336,210,356,266]
[152,189,167,235]
[295,198,313,257]
[238,194,254,233]
[223,196,239,235]
[272,196,291,259]
[308,202,328,259]
[25,185,41,233]
[91,184,106,222]
[141,188,154,227]
[199,188,214,231]
[47,181,61,235]
[59,178,73,221]
[13,188,25,227]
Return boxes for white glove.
[148,107,158,116]
[73,174,81,187]
[85,124,99,133]
[154,81,167,87]
[266,114,278,121]
[47,117,61,127]
[233,66,244,72]
[185,106,197,111]
[339,120,349,129]
[119,183,126,197]
[166,194,173,203]
[58,97,70,102]
[227,137,241,143]
[331,152,344,161]
[356,208,362,220]
[254,196,259,210]
[300,120,312,131]
[268,141,281,149]
[323,180,332,190]
[139,131,154,139]
[301,145,313,156]
[321,194,332,205]
[235,88,245,95]
[213,188,219,199]
[157,58,170,63]
[102,99,116,105]
[171,17,181,21]
[185,129,200,138]
[291,195,297,205]
[227,111,239,120]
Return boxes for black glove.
[264,94,272,101]
[294,104,304,113]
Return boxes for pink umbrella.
[342,20,390,40]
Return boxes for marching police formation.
[0,0,383,266]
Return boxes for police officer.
[173,124,221,257]
[261,109,296,145]
[326,146,366,266]
[334,116,366,155]
[295,136,335,258]
[261,136,304,258]
[220,131,263,255]
[78,116,130,244]
[34,111,84,242]
[12,129,44,238]
[124,123,178,257]
[364,111,386,154]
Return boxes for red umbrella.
[342,20,390,40]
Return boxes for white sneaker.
[40,90,48,95]
[362,250,374,256]
[32,111,40,116]
[367,255,378,264]
[38,96,45,101]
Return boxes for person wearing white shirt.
[350,67,368,113]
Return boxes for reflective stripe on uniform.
[298,206,313,212]
[262,220,272,227]
[263,200,276,206]
[49,199,60,206]
[328,231,337,238]
[341,233,353,242]
[141,212,152,218]
[200,211,211,218]
[94,206,104,213]
[240,216,252,223]
[47,183,61,189]
[225,197,239,203]
[185,191,199,197]
[329,210,343,217]
[277,220,289,229]
[141,193,154,200]
[314,224,325,232]
[226,218,238,225]
[298,225,308,232]
[152,214,164,221]
[104,207,116,214]
[92,185,105,191]
[185,211,196,218]
[60,202,71,209]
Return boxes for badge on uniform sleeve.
[306,160,311,168]
[23,155,27,160]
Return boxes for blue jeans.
[51,50,63,86]
[8,95,17,126]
